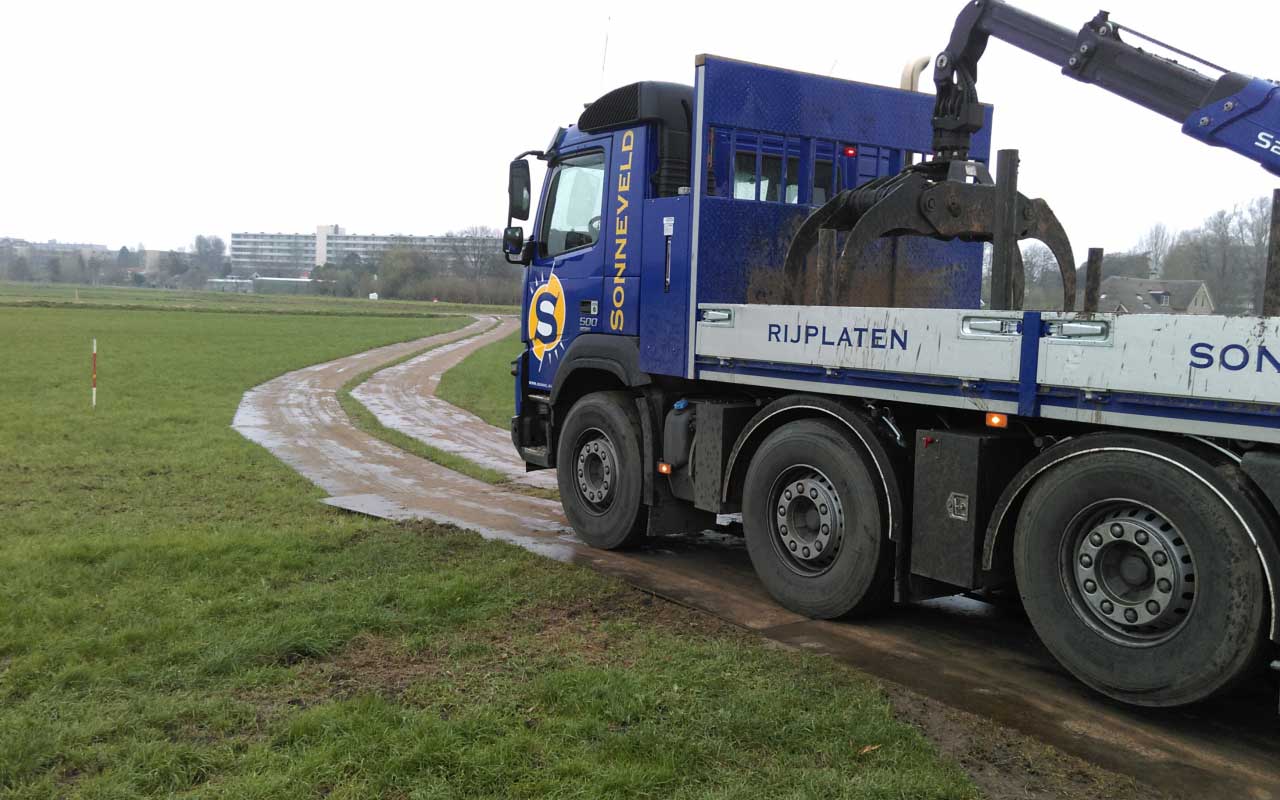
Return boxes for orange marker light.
[657,462,673,475]
[986,413,1009,429]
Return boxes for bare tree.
[447,225,504,276]
[1136,223,1172,277]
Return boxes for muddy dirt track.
[234,316,1280,800]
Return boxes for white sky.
[2,0,1276,258]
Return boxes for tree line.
[311,226,520,305]
[0,235,229,290]
[1014,196,1272,314]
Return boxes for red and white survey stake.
[91,338,97,409]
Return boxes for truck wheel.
[556,391,647,550]
[742,418,891,618]
[1014,452,1268,706]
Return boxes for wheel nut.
[1147,600,1161,615]
[796,482,804,493]
[819,504,828,515]
[1083,579,1097,594]
[780,525,788,535]
[1157,578,1172,593]
[789,541,798,552]
[1100,600,1115,614]
[1110,523,1124,538]
[810,489,818,499]
[821,524,829,534]
[785,490,793,500]
[1153,552,1168,566]
[778,506,786,517]
[802,547,811,558]
[1080,554,1093,568]
[1135,531,1149,545]
[1090,532,1104,547]
[1124,608,1139,623]
[815,541,823,552]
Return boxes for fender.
[982,433,1280,641]
[549,334,650,404]
[721,394,904,542]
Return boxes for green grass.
[0,280,519,317]
[0,305,976,799]
[437,328,523,428]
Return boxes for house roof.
[1097,276,1212,313]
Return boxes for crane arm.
[932,0,1280,176]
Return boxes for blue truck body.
[518,56,992,397]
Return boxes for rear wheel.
[556,391,647,550]
[1014,451,1268,706]
[742,419,891,618]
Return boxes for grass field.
[437,328,523,428]
[0,301,976,798]
[0,281,519,317]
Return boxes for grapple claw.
[782,157,1075,310]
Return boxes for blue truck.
[504,0,1280,709]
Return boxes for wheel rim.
[573,427,618,515]
[767,465,844,577]
[1060,500,1197,646]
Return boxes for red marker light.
[843,146,858,157]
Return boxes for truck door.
[524,146,609,391]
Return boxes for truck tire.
[1014,451,1269,707]
[742,418,891,618]
[556,391,647,550]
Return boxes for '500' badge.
[527,272,566,363]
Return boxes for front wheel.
[556,391,647,550]
[1014,451,1268,707]
[742,418,892,619]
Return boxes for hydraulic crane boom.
[932,0,1280,175]
[784,0,1280,314]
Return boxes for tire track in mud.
[234,316,1280,800]
[351,316,556,491]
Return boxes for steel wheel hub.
[574,429,617,513]
[1065,502,1196,644]
[769,466,843,576]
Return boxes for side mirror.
[503,226,524,256]
[508,160,531,221]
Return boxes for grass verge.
[436,328,523,428]
[0,304,976,799]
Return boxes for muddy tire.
[556,391,647,550]
[742,418,891,618]
[1014,451,1268,707]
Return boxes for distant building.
[1098,276,1215,315]
[230,224,498,276]
[206,277,253,293]
[0,237,112,262]
[228,232,316,276]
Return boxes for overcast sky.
[3,0,1277,258]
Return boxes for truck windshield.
[540,151,605,257]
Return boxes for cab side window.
[540,151,605,258]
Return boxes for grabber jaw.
[781,152,1076,310]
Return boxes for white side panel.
[1039,313,1280,404]
[696,303,1023,383]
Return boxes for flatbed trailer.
[503,5,1280,709]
